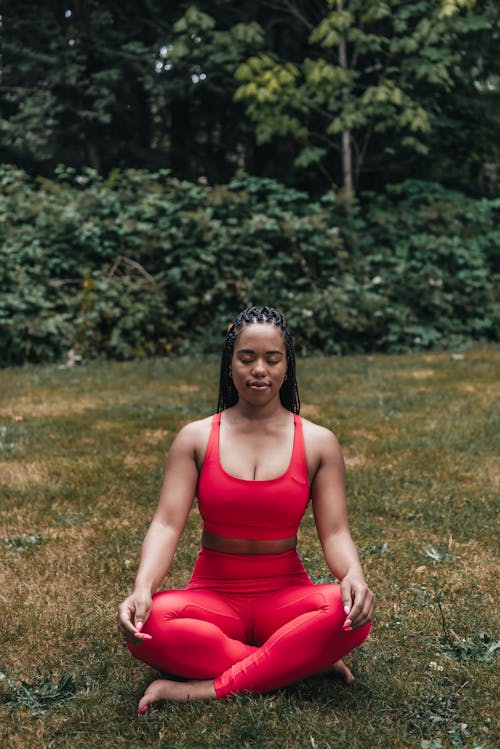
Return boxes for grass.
[0,347,498,749]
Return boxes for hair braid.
[217,306,300,414]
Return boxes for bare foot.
[138,678,216,713]
[320,659,354,685]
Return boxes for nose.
[251,358,266,376]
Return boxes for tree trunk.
[86,139,101,173]
[338,2,354,202]
[170,97,192,178]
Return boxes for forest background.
[1,0,499,365]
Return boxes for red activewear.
[198,413,310,540]
[127,414,371,697]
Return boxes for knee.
[318,584,345,621]
[319,586,372,643]
[149,590,186,621]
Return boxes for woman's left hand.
[340,572,375,630]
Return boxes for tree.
[0,1,497,194]
[0,1,172,173]
[0,1,269,180]
[150,3,267,182]
[234,0,495,195]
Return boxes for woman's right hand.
[117,590,153,644]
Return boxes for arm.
[117,423,200,642]
[310,427,374,629]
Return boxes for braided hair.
[217,306,300,414]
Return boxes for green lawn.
[0,348,498,748]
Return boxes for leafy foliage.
[0,165,498,365]
[0,1,497,195]
[234,0,499,191]
[438,632,500,663]
[0,672,80,716]
[0,534,44,549]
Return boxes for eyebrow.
[236,348,284,355]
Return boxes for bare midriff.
[201,530,297,555]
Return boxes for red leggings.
[127,548,371,698]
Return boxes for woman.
[118,306,374,713]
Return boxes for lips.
[248,382,270,390]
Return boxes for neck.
[230,399,289,422]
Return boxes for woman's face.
[231,323,287,404]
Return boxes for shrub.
[0,165,497,365]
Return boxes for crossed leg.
[214,583,370,696]
[127,584,370,711]
[127,588,257,679]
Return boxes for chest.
[219,424,294,481]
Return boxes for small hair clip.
[227,322,235,333]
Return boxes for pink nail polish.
[343,625,353,632]
[139,705,149,715]
[136,622,143,632]
[344,605,351,615]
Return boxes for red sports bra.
[197,413,310,540]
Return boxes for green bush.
[0,165,498,365]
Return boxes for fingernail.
[139,705,149,715]
[136,622,143,632]
[343,625,353,632]
[344,605,351,615]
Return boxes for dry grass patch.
[300,404,322,418]
[166,384,201,393]
[343,454,366,468]
[349,429,379,442]
[124,453,160,468]
[0,461,47,487]
[404,368,436,379]
[141,428,171,443]
[0,461,47,486]
[0,395,101,420]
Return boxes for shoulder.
[300,416,344,465]
[164,416,214,472]
[175,415,213,446]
